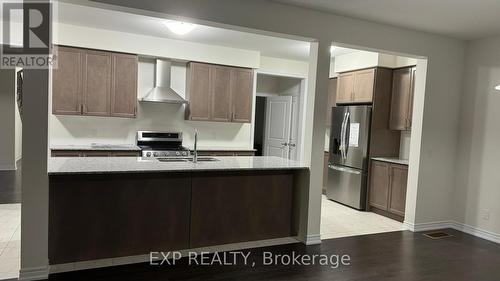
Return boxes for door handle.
[344,111,351,158]
[288,143,296,147]
[281,142,289,147]
[328,164,361,175]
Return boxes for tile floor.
[321,195,404,240]
[0,204,21,280]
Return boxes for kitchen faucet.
[193,129,198,163]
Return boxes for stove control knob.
[176,151,180,156]
[146,152,151,157]
[153,152,159,157]
[182,151,187,156]
[165,151,170,156]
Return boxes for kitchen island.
[48,156,309,265]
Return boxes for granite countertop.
[371,157,409,166]
[48,156,308,175]
[51,144,141,151]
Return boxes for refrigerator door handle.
[344,111,351,159]
[340,111,347,159]
[328,164,362,175]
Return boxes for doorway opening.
[321,44,426,240]
[253,73,305,161]
[0,67,23,280]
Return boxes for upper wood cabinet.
[353,68,375,103]
[52,46,138,118]
[369,160,408,219]
[82,50,112,117]
[111,53,138,118]
[336,68,377,104]
[390,66,416,130]
[186,62,254,123]
[211,65,232,122]
[52,46,83,115]
[336,72,355,104]
[186,62,211,121]
[230,68,253,123]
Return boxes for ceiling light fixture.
[164,20,196,35]
[495,85,500,91]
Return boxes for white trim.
[251,69,308,162]
[405,220,500,245]
[305,234,322,245]
[403,220,453,232]
[19,266,49,281]
[452,222,500,244]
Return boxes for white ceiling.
[56,3,311,61]
[275,0,500,40]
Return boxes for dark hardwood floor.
[0,160,21,204]
[49,229,500,281]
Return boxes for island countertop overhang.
[48,156,309,175]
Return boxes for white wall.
[0,69,16,170]
[54,23,260,69]
[454,35,500,235]
[259,56,309,77]
[331,51,418,74]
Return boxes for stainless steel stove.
[137,131,191,159]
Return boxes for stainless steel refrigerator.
[327,105,372,210]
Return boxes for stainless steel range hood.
[140,59,188,104]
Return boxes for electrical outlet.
[481,209,491,221]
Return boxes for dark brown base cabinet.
[190,172,293,248]
[49,170,298,264]
[49,173,191,264]
[368,160,408,221]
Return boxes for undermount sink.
[188,157,220,162]
[157,158,190,162]
[156,157,220,163]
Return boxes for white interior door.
[264,96,292,159]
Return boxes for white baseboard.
[19,266,49,281]
[452,222,500,244]
[405,220,500,245]
[403,221,453,232]
[305,234,322,245]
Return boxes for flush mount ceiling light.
[495,85,500,91]
[164,20,196,35]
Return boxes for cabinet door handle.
[80,104,84,114]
